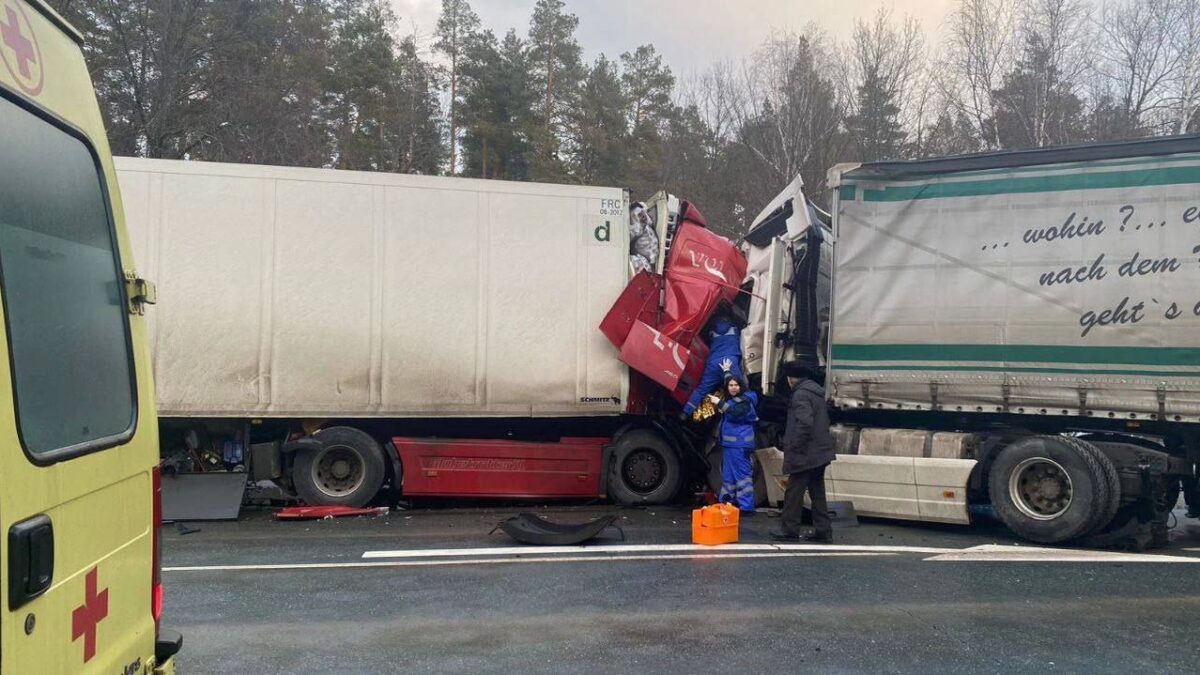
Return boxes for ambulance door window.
[0,94,136,461]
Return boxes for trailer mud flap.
[491,513,624,546]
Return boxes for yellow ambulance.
[0,0,179,672]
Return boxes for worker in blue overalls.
[711,371,759,512]
[682,317,744,417]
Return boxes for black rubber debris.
[490,513,625,546]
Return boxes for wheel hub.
[623,449,664,494]
[1010,457,1074,520]
[1037,478,1062,499]
[331,460,352,480]
[312,445,366,498]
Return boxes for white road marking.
[163,542,1200,574]
[925,544,1200,563]
[359,543,957,559]
[163,551,893,573]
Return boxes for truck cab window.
[0,95,135,459]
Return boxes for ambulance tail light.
[152,465,163,632]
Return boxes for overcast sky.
[390,0,960,77]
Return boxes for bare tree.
[1092,0,1176,136]
[677,60,740,145]
[990,0,1094,147]
[850,9,925,126]
[728,28,849,193]
[846,7,925,159]
[1166,0,1200,132]
[940,0,1022,149]
[906,66,945,156]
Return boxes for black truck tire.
[608,429,682,505]
[1057,436,1121,535]
[293,426,387,507]
[988,435,1114,544]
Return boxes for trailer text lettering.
[1117,251,1180,278]
[1022,212,1104,245]
[1038,253,1106,286]
[1079,296,1145,337]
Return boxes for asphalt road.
[161,502,1200,674]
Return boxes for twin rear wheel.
[989,436,1120,544]
[292,427,387,508]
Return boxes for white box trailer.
[116,157,631,419]
[115,158,712,509]
[744,135,1200,548]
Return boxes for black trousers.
[780,465,831,536]
[1183,466,1199,514]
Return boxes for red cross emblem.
[0,1,43,96]
[71,567,109,663]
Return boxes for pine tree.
[435,0,481,174]
[845,70,906,161]
[921,112,981,157]
[459,30,534,180]
[325,0,446,173]
[201,0,336,166]
[989,33,1087,148]
[327,0,401,170]
[571,56,628,185]
[50,0,215,158]
[620,45,675,193]
[620,45,674,131]
[391,36,445,174]
[526,0,583,182]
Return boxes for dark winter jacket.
[718,391,759,450]
[781,379,835,474]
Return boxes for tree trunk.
[545,30,556,132]
[449,43,457,175]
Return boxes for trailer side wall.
[117,158,630,418]
[830,146,1200,422]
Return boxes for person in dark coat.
[1184,463,1199,519]
[714,372,759,512]
[770,363,836,542]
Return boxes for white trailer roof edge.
[112,156,626,201]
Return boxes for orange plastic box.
[692,503,740,545]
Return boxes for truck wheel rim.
[312,445,366,498]
[623,449,665,494]
[1009,457,1073,520]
